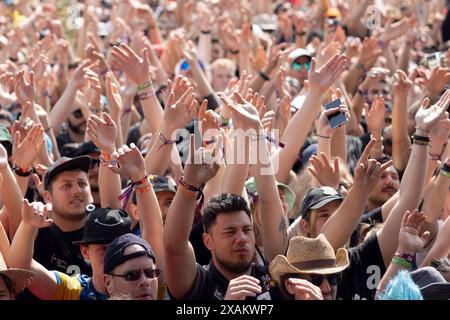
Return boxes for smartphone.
[427,52,441,69]
[324,98,347,129]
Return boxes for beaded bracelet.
[178,176,205,211]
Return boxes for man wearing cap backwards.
[9,203,131,300]
[32,156,94,277]
[103,233,160,300]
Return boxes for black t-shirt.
[56,127,75,151]
[179,262,271,300]
[34,224,92,277]
[361,206,383,224]
[337,234,386,300]
[189,221,211,266]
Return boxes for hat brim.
[421,282,450,300]
[269,248,349,285]
[44,156,92,190]
[277,184,296,210]
[309,196,343,210]
[0,269,36,293]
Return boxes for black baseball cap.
[300,186,343,218]
[104,233,156,274]
[73,207,131,245]
[44,156,92,190]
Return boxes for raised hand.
[105,73,123,117]
[415,90,450,133]
[14,70,36,105]
[163,81,197,132]
[219,92,262,131]
[393,70,413,95]
[0,144,8,170]
[308,54,349,94]
[353,140,393,193]
[183,134,220,188]
[69,60,96,90]
[285,278,323,300]
[424,67,450,98]
[357,37,382,70]
[21,199,53,229]
[430,118,450,156]
[308,153,341,189]
[224,275,262,300]
[397,210,430,255]
[198,99,220,137]
[109,143,146,182]
[86,113,117,153]
[111,43,151,85]
[365,95,386,134]
[12,123,44,171]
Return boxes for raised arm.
[321,140,393,251]
[86,113,122,209]
[378,90,450,268]
[391,70,413,172]
[274,54,349,183]
[109,144,166,287]
[421,210,450,267]
[376,210,429,298]
[9,200,59,300]
[163,134,219,299]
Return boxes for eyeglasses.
[303,274,338,287]
[72,109,84,119]
[291,61,311,71]
[109,268,161,281]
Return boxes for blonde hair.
[211,58,236,73]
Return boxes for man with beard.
[33,156,94,277]
[56,109,87,151]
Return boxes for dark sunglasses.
[109,268,161,281]
[72,109,84,119]
[291,61,311,71]
[304,274,338,287]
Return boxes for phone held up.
[324,98,347,129]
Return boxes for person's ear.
[80,245,89,260]
[129,204,140,221]
[104,275,112,295]
[202,232,214,251]
[44,190,51,204]
[300,218,310,237]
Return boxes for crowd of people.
[0,0,450,301]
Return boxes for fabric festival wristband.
[392,256,412,269]
[139,90,156,100]
[412,134,430,143]
[12,165,32,177]
[178,176,205,211]
[394,252,414,263]
[157,132,176,152]
[137,81,153,91]
[118,175,149,208]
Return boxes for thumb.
[421,97,430,109]
[32,173,42,186]
[13,130,21,149]
[143,47,150,65]
[421,231,430,244]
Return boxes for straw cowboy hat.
[269,234,349,284]
[0,252,35,293]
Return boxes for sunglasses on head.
[109,268,161,281]
[292,61,311,71]
[72,109,84,119]
[303,274,338,287]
